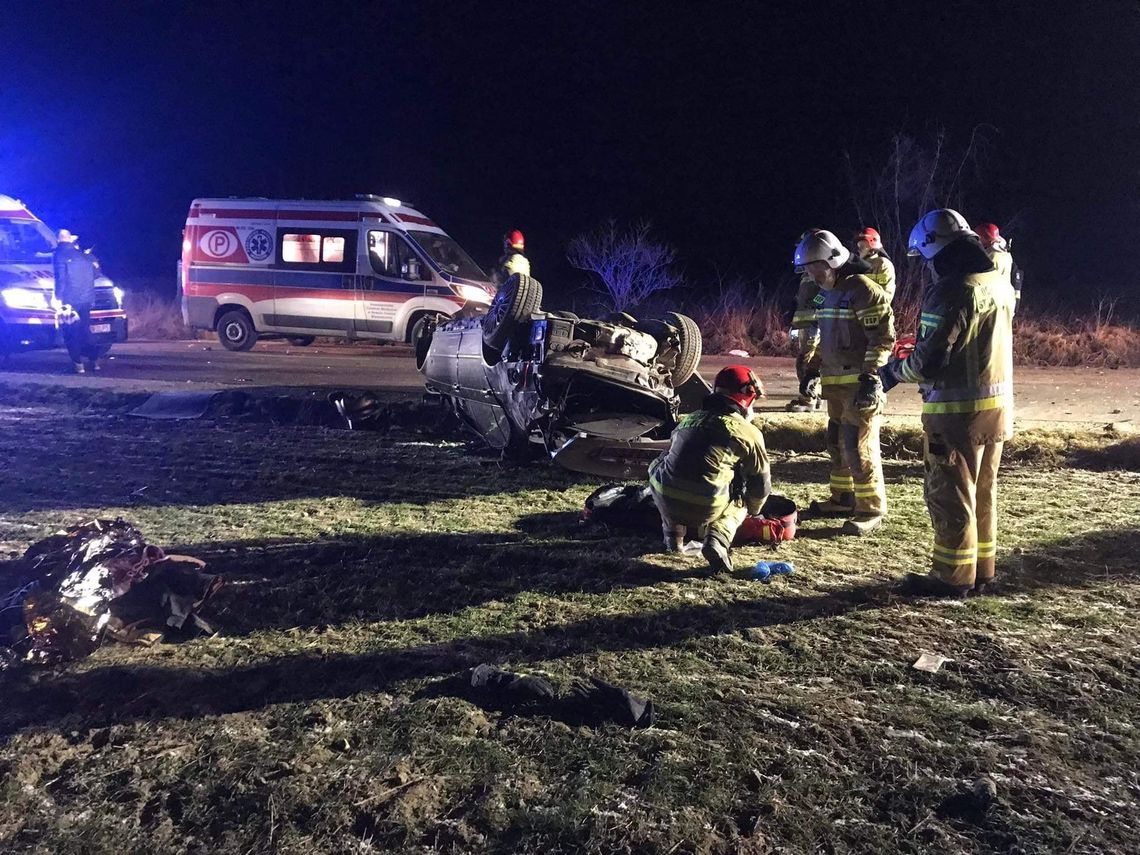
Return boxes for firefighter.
[855,227,897,300]
[975,222,1022,313]
[649,365,771,574]
[786,262,823,412]
[880,209,1016,597]
[794,229,894,535]
[493,229,530,286]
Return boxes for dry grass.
[692,290,1140,368]
[123,290,189,340]
[1,389,1139,853]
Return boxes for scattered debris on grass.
[0,519,220,668]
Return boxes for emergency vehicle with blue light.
[179,195,494,351]
[0,195,128,360]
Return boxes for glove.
[891,334,917,361]
[854,373,886,412]
[877,364,899,393]
[799,370,821,399]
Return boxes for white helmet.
[907,209,976,259]
[793,229,850,269]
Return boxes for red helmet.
[505,229,525,251]
[714,364,765,407]
[855,227,882,250]
[974,222,1002,247]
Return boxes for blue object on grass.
[751,560,795,583]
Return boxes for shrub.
[123,289,189,340]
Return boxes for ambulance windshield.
[0,218,56,264]
[407,231,486,281]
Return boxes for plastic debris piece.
[727,349,751,357]
[912,652,950,673]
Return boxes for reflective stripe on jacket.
[864,251,896,300]
[493,250,530,286]
[806,266,894,386]
[886,244,1016,444]
[649,394,771,516]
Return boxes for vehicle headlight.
[113,286,124,306]
[456,283,492,304]
[1,287,51,310]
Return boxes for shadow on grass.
[1,528,1137,738]
[176,530,701,635]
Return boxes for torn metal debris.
[0,519,221,668]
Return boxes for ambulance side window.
[368,231,427,280]
[276,229,356,273]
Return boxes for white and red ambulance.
[0,195,128,360]
[180,195,494,351]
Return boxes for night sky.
[4,1,1138,310]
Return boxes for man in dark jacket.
[53,230,100,373]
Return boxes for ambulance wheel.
[408,311,447,345]
[287,336,315,347]
[217,310,258,352]
[666,312,702,385]
[482,273,543,350]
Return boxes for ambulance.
[0,195,128,359]
[180,195,495,351]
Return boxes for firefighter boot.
[899,572,971,600]
[841,514,884,536]
[809,492,855,516]
[662,522,687,553]
[701,536,734,575]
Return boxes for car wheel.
[482,273,543,350]
[287,335,315,347]
[217,310,258,352]
[409,312,447,345]
[665,311,702,385]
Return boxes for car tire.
[482,273,543,350]
[217,309,258,352]
[409,312,447,345]
[665,311,702,385]
[287,335,315,347]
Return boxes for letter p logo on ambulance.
[199,229,240,259]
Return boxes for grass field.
[1,388,1138,854]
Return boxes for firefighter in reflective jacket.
[795,229,894,536]
[493,229,530,287]
[880,209,1016,597]
[786,268,824,412]
[649,365,771,574]
[975,222,1022,314]
[855,227,897,300]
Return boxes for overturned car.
[417,273,708,478]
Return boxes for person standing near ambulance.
[52,229,100,373]
[795,230,894,536]
[975,223,1022,313]
[649,365,771,575]
[879,210,1015,598]
[855,227,896,300]
[493,229,530,287]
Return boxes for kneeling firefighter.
[795,229,895,535]
[880,209,1016,597]
[649,365,771,574]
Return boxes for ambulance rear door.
[355,228,430,338]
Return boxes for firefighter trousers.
[923,434,1003,587]
[650,488,747,551]
[822,385,886,516]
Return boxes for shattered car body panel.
[419,274,707,477]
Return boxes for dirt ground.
[0,383,1138,854]
[3,339,1139,426]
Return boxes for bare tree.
[844,126,995,312]
[566,220,682,313]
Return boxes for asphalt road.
[2,339,1138,426]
